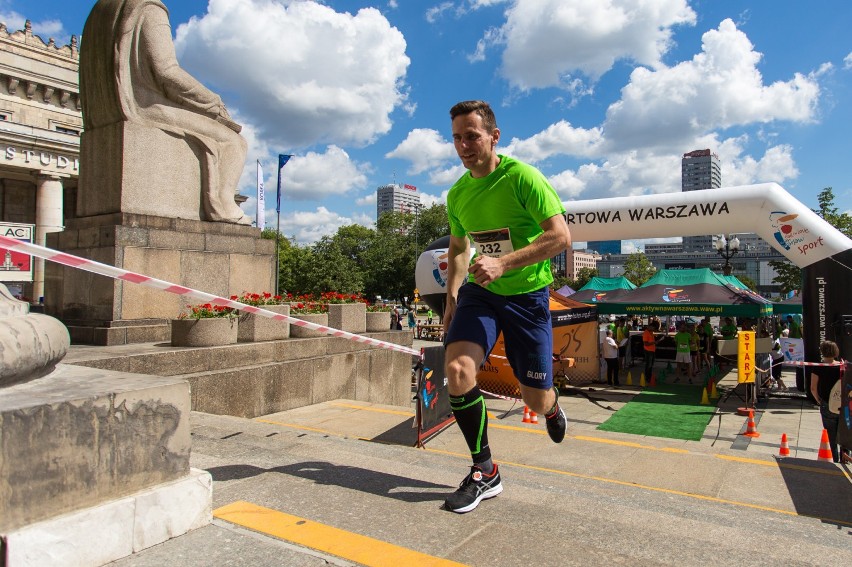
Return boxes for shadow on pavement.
[776,457,852,529]
[207,461,451,503]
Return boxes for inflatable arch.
[416,183,852,362]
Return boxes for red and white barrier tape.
[0,234,421,358]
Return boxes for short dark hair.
[820,341,840,359]
[450,100,497,132]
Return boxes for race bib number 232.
[470,228,514,258]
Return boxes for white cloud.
[174,0,410,149]
[493,0,696,92]
[419,191,446,208]
[0,10,66,42]
[844,52,852,70]
[425,2,455,24]
[279,146,370,201]
[503,120,603,162]
[602,19,821,153]
[279,206,358,245]
[385,128,456,174]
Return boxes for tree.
[814,187,852,238]
[736,274,758,292]
[550,275,573,294]
[413,204,451,251]
[573,267,598,290]
[768,259,802,295]
[621,253,656,286]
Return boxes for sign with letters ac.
[0,222,34,282]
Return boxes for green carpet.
[596,384,717,441]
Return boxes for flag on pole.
[276,154,293,214]
[256,160,265,230]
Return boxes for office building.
[376,183,421,217]
[681,149,721,252]
[587,240,621,255]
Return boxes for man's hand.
[468,255,505,287]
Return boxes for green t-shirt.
[447,155,565,296]
[721,324,737,339]
[675,331,692,354]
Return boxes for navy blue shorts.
[445,283,553,390]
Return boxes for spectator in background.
[720,317,738,340]
[615,317,628,369]
[770,329,789,391]
[809,341,843,462]
[786,315,803,339]
[674,322,693,382]
[688,323,700,377]
[642,319,666,383]
[407,309,417,334]
[698,316,713,371]
[601,329,620,386]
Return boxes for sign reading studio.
[3,147,79,173]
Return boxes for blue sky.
[7,0,852,248]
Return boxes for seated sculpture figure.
[80,0,250,224]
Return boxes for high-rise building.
[587,240,621,255]
[376,183,421,217]
[681,149,722,252]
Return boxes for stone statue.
[79,0,250,224]
[0,284,69,387]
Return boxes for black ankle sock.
[477,458,495,475]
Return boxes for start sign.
[737,330,756,384]
[0,222,34,282]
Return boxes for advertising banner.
[0,222,34,282]
[738,330,756,383]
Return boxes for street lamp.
[713,234,740,276]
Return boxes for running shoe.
[444,465,503,513]
[545,387,567,443]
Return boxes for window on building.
[55,125,80,136]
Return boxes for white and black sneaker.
[545,387,567,443]
[444,465,503,513]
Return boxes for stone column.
[33,174,64,303]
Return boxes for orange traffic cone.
[742,409,760,438]
[709,380,719,399]
[779,433,790,457]
[522,406,532,423]
[817,429,834,462]
[529,410,539,425]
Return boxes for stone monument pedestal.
[45,213,275,345]
[0,364,211,565]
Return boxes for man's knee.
[445,353,479,395]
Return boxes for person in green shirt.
[688,323,700,377]
[442,100,571,514]
[674,322,693,382]
[786,315,802,339]
[720,317,738,340]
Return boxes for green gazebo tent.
[591,268,773,317]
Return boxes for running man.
[442,100,571,513]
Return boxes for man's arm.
[443,235,471,331]
[467,213,570,287]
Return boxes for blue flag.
[276,154,293,214]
